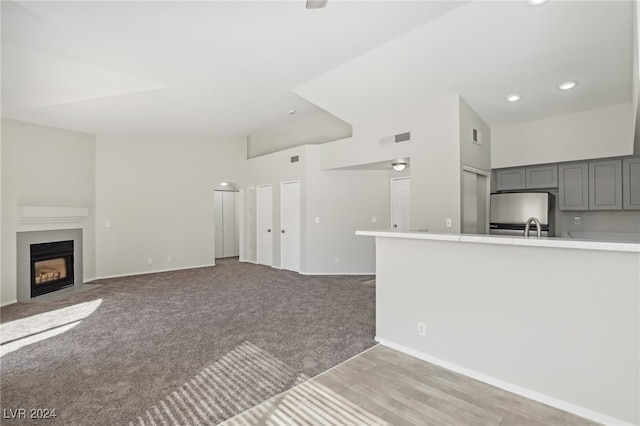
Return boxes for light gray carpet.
[0,259,376,425]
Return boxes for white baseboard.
[1,299,18,307]
[300,272,375,276]
[95,264,215,281]
[375,338,632,426]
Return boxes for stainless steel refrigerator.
[489,192,555,237]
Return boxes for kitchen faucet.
[524,217,542,239]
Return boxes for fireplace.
[30,240,74,297]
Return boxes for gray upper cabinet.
[559,163,589,211]
[589,159,622,210]
[622,157,640,210]
[496,168,526,191]
[525,165,558,189]
[495,165,558,191]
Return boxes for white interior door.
[214,191,224,258]
[462,168,489,234]
[391,177,411,230]
[462,171,479,234]
[215,190,240,259]
[222,191,238,257]
[256,185,273,266]
[281,181,300,272]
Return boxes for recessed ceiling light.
[528,0,549,6]
[288,110,296,115]
[506,94,521,102]
[558,81,578,91]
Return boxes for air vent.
[395,132,411,143]
[290,155,299,163]
[379,131,411,146]
[472,128,482,146]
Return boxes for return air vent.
[379,131,411,146]
[290,155,299,163]
[395,132,411,143]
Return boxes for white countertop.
[355,229,640,253]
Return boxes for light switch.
[445,218,452,228]
[315,217,320,223]
[105,220,111,228]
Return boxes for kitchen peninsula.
[356,229,639,425]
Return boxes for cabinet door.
[623,158,640,210]
[558,163,588,211]
[496,168,526,191]
[525,165,558,189]
[589,160,622,210]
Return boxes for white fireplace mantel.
[17,206,89,225]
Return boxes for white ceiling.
[1,0,633,136]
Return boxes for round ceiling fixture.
[391,162,408,172]
[558,80,578,91]
[506,94,521,102]
[288,110,297,115]
[528,0,549,6]
[220,182,229,187]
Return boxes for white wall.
[492,103,634,168]
[375,236,639,425]
[634,0,640,156]
[460,97,491,172]
[409,96,462,233]
[1,119,96,305]
[245,145,308,267]
[319,109,414,171]
[247,110,352,159]
[245,144,388,274]
[94,134,247,278]
[304,145,389,274]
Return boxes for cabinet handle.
[267,229,271,232]
[394,224,398,228]
[281,230,285,233]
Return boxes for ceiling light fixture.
[506,94,522,102]
[528,0,549,6]
[220,182,229,187]
[288,110,296,115]
[391,162,408,172]
[558,80,578,90]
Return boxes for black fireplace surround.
[30,240,74,297]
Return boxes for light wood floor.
[222,344,600,426]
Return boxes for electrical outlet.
[104,220,111,228]
[147,257,153,265]
[574,217,581,225]
[334,259,340,265]
[372,216,377,223]
[445,218,452,228]
[417,322,426,336]
[167,256,172,263]
[315,217,320,224]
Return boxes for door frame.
[462,165,491,234]
[280,180,301,273]
[390,177,411,230]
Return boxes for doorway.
[256,184,273,266]
[462,167,490,234]
[391,177,411,230]
[214,189,240,259]
[280,181,301,272]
